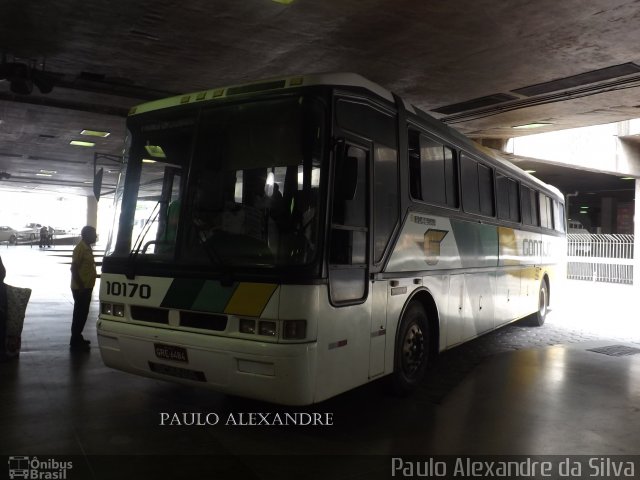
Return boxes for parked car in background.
[568,220,589,234]
[567,220,592,255]
[18,222,43,241]
[0,226,19,244]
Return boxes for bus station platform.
[1,246,639,479]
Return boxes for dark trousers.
[71,288,92,341]
[0,283,7,355]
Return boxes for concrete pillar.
[634,180,640,288]
[476,138,509,151]
[86,195,98,229]
[600,197,616,233]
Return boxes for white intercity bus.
[97,73,566,405]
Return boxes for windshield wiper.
[126,201,161,279]
[191,219,225,266]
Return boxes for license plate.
[154,343,188,363]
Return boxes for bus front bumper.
[97,319,318,406]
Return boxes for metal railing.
[567,234,634,284]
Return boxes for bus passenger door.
[328,141,392,379]
[327,143,376,381]
[328,143,369,306]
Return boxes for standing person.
[39,225,48,248]
[70,226,97,351]
[47,226,55,247]
[0,255,7,362]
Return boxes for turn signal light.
[283,320,306,339]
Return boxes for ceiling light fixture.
[142,159,157,163]
[144,145,166,158]
[525,169,536,173]
[70,140,95,147]
[620,177,635,180]
[81,129,111,138]
[512,122,552,130]
[36,173,52,177]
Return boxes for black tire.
[392,301,430,395]
[526,280,548,327]
[9,235,16,245]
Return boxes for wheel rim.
[539,286,547,318]
[402,321,425,378]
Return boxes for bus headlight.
[239,319,256,334]
[101,302,125,317]
[282,320,306,340]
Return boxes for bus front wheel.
[392,301,430,395]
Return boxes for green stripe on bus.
[192,280,238,313]
[161,278,206,310]
[450,219,498,268]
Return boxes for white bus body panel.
[99,277,390,405]
[99,319,317,405]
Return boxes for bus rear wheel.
[392,301,430,395]
[526,280,548,327]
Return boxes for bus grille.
[130,306,169,324]
[180,311,227,331]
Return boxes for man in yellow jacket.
[70,226,97,351]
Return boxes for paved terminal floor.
[1,246,639,479]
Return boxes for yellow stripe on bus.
[498,226,519,266]
[224,283,278,317]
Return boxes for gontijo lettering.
[523,239,551,256]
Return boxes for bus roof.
[129,72,563,201]
[128,73,394,116]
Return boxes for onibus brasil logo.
[8,456,73,479]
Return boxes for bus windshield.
[112,94,326,269]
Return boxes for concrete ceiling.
[2,0,640,196]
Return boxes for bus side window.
[478,164,494,216]
[461,154,480,214]
[553,200,566,232]
[521,185,539,226]
[332,149,366,229]
[462,153,494,216]
[539,193,553,229]
[497,174,520,222]
[335,98,399,267]
[521,186,532,225]
[408,130,458,208]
